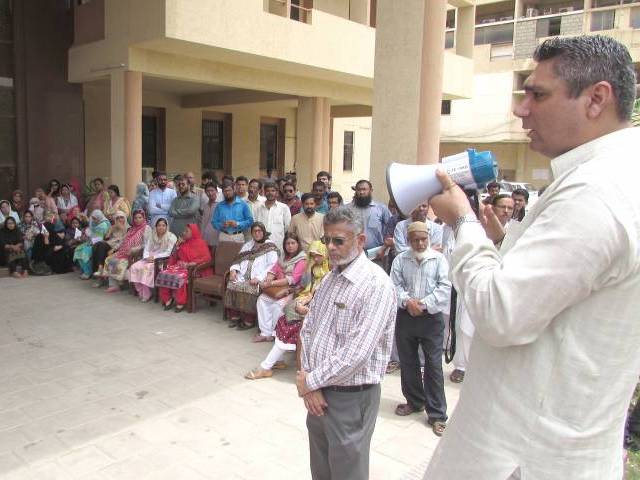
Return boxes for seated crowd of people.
[0,169,532,437]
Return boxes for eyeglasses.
[321,235,350,247]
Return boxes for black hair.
[327,191,343,204]
[511,188,529,202]
[236,176,248,184]
[107,184,120,197]
[316,171,332,180]
[249,178,263,189]
[301,193,316,204]
[263,181,278,191]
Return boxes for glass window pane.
[343,131,354,171]
[591,10,615,31]
[631,7,640,28]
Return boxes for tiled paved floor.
[0,273,462,479]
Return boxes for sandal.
[236,322,254,331]
[228,319,240,328]
[244,368,273,380]
[429,419,447,437]
[251,334,274,343]
[272,361,287,370]
[174,305,185,313]
[163,299,175,311]
[449,369,465,384]
[106,286,120,293]
[395,403,422,417]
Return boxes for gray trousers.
[306,384,381,480]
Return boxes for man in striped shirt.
[297,206,397,480]
[390,221,451,437]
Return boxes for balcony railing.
[475,20,514,45]
[266,0,313,24]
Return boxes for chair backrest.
[214,241,243,276]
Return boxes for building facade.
[67,0,474,201]
[439,0,640,188]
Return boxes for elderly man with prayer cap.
[390,221,452,436]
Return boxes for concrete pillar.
[296,97,330,191]
[370,0,448,200]
[110,70,142,201]
[417,0,447,165]
[455,6,476,59]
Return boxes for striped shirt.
[301,252,397,391]
[390,249,451,314]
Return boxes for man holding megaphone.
[412,36,640,480]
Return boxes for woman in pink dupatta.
[156,224,212,313]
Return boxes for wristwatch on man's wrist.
[453,213,480,237]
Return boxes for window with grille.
[343,131,354,171]
[202,119,224,170]
[260,123,278,171]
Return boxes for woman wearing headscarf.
[56,184,79,216]
[0,217,29,277]
[103,185,131,222]
[156,224,212,313]
[47,179,61,199]
[129,217,177,302]
[0,200,21,226]
[29,197,44,223]
[19,210,40,260]
[253,232,307,343]
[10,190,26,217]
[73,210,110,279]
[245,240,330,380]
[64,215,85,255]
[42,220,73,274]
[99,210,151,293]
[224,222,279,330]
[131,182,149,219]
[91,211,129,284]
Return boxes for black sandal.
[236,322,254,331]
[163,299,175,311]
[174,305,185,313]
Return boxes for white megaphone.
[386,149,498,216]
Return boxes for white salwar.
[256,294,289,338]
[424,127,640,480]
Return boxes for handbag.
[261,285,290,300]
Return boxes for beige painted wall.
[83,83,111,183]
[83,83,297,187]
[331,117,372,201]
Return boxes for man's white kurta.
[425,127,640,480]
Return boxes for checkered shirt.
[300,252,397,391]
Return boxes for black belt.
[324,384,375,393]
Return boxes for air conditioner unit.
[558,6,574,12]
[500,15,514,21]
[525,7,539,17]
[481,17,496,23]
